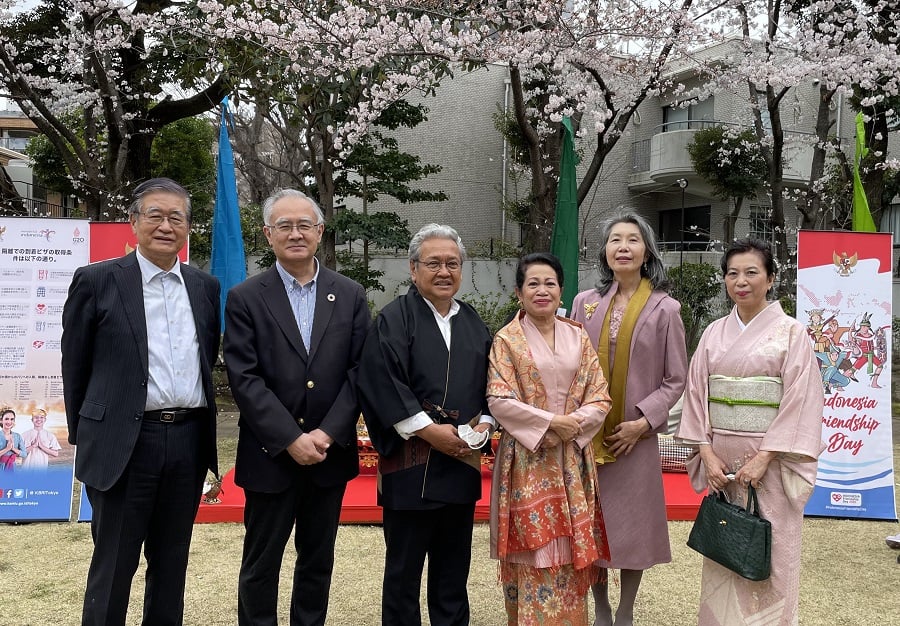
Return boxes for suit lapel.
[260,267,308,362]
[113,253,150,376]
[307,268,335,362]
[631,290,664,341]
[182,266,211,363]
[584,285,615,343]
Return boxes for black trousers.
[381,503,476,626]
[82,418,205,626]
[238,478,347,626]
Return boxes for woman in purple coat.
[571,211,687,626]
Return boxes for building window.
[658,206,711,251]
[1,130,36,153]
[748,205,774,243]
[662,98,715,132]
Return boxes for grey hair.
[594,210,670,295]
[262,189,325,225]
[128,178,192,221]
[408,223,466,262]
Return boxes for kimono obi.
[707,375,782,433]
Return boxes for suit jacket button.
[298,418,305,425]
[306,380,315,389]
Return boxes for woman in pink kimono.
[488,252,612,625]
[676,239,824,625]
[571,211,687,626]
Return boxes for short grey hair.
[262,189,325,225]
[408,223,466,262]
[594,210,670,296]
[128,178,192,221]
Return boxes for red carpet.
[195,469,704,524]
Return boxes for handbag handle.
[745,484,761,517]
[716,484,763,517]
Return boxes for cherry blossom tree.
[194,0,718,251]
[0,0,240,219]
[680,0,900,292]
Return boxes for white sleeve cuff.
[394,411,434,440]
[478,413,497,431]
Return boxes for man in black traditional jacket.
[358,224,494,626]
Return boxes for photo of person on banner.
[1,408,27,471]
[21,408,61,470]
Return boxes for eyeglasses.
[139,210,188,227]
[266,221,321,234]
[417,259,462,273]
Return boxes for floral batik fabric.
[488,313,612,624]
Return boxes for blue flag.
[210,96,246,327]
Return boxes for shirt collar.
[421,294,460,320]
[135,248,184,284]
[275,258,319,290]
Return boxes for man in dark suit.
[61,178,220,626]
[224,189,369,626]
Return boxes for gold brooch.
[583,302,599,320]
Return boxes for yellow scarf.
[593,278,652,464]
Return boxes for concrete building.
[363,44,897,285]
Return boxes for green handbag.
[687,484,772,581]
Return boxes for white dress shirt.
[136,249,205,410]
[394,296,495,439]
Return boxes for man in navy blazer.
[61,178,220,626]
[224,189,369,626]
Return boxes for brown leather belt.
[143,408,205,423]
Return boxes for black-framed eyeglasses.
[417,260,462,273]
[139,210,188,227]
[266,221,321,234]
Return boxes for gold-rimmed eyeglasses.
[266,221,321,235]
[417,259,462,273]
[139,210,188,227]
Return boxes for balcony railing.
[0,137,30,153]
[630,120,819,185]
[0,196,66,217]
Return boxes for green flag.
[851,112,876,232]
[551,117,579,313]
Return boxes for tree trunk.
[509,65,557,253]
[767,87,791,299]
[362,173,370,271]
[799,86,837,230]
[724,197,743,244]
[862,111,889,229]
[740,3,791,298]
[309,129,338,269]
[124,130,156,194]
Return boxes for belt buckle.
[160,410,176,423]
